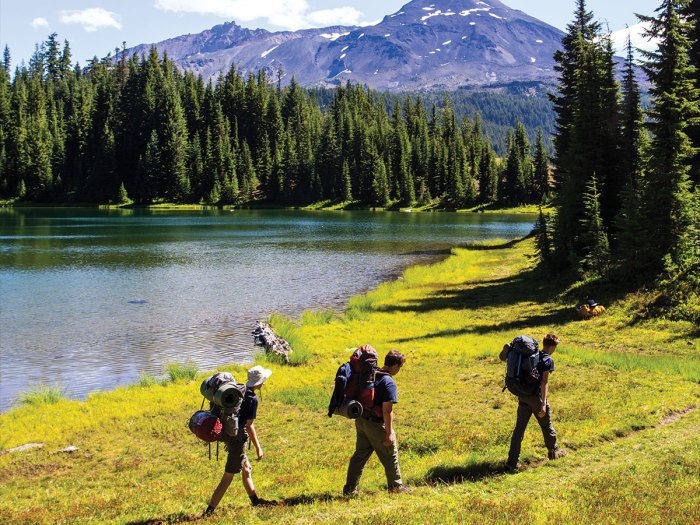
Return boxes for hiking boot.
[252,497,278,507]
[342,485,359,498]
[506,460,520,472]
[548,448,568,460]
[388,484,412,494]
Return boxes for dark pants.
[507,394,557,465]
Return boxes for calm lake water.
[0,208,535,410]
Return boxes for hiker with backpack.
[203,365,275,515]
[338,346,409,496]
[500,334,567,469]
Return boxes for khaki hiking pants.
[344,416,402,492]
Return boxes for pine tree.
[341,159,352,202]
[615,35,649,268]
[535,208,554,275]
[532,129,550,201]
[683,0,700,185]
[2,46,10,75]
[156,54,189,202]
[579,174,610,276]
[117,181,129,204]
[637,0,700,275]
[137,130,160,203]
[550,0,621,269]
[239,141,258,200]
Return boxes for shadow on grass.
[422,460,510,485]
[126,512,201,524]
[376,271,542,314]
[457,234,533,251]
[391,307,573,342]
[280,492,343,506]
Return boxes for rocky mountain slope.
[125,0,564,90]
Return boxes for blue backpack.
[503,336,541,397]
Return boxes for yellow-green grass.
[1,238,698,524]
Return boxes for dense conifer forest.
[0,36,552,209]
[536,0,699,322]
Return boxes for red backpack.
[344,345,386,418]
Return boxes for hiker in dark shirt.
[500,333,567,469]
[205,366,275,515]
[343,349,410,496]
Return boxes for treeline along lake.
[0,208,535,411]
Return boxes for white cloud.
[611,22,659,56]
[31,17,50,30]
[60,8,122,32]
[306,7,363,27]
[154,0,365,30]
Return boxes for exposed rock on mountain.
[125,0,564,91]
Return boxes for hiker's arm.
[538,371,549,417]
[246,420,263,460]
[499,344,511,361]
[382,402,396,447]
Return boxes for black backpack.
[503,336,542,397]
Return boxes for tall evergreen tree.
[550,0,620,269]
[637,0,700,274]
[615,35,649,268]
[579,174,610,275]
[683,0,700,186]
[532,128,550,201]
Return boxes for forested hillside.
[310,84,557,156]
[0,36,551,208]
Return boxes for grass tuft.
[164,360,198,383]
[267,312,312,366]
[301,309,337,326]
[17,385,65,406]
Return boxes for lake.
[0,208,535,410]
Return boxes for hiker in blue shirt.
[343,349,410,496]
[500,333,568,469]
[205,366,276,515]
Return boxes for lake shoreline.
[0,208,536,411]
[1,199,547,215]
[0,236,697,523]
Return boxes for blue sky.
[0,0,661,67]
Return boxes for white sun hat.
[246,365,272,388]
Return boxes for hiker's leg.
[364,419,402,488]
[209,472,234,510]
[344,418,374,492]
[241,458,255,496]
[534,402,557,451]
[507,399,534,466]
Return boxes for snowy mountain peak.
[124,0,564,91]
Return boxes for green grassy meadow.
[1,237,698,524]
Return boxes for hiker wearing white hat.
[205,365,275,515]
[246,365,272,388]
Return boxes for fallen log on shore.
[252,321,292,364]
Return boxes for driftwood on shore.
[0,443,45,455]
[252,321,292,364]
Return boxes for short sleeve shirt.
[238,389,258,427]
[374,374,398,405]
[537,352,555,375]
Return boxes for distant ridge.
[124,0,565,91]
